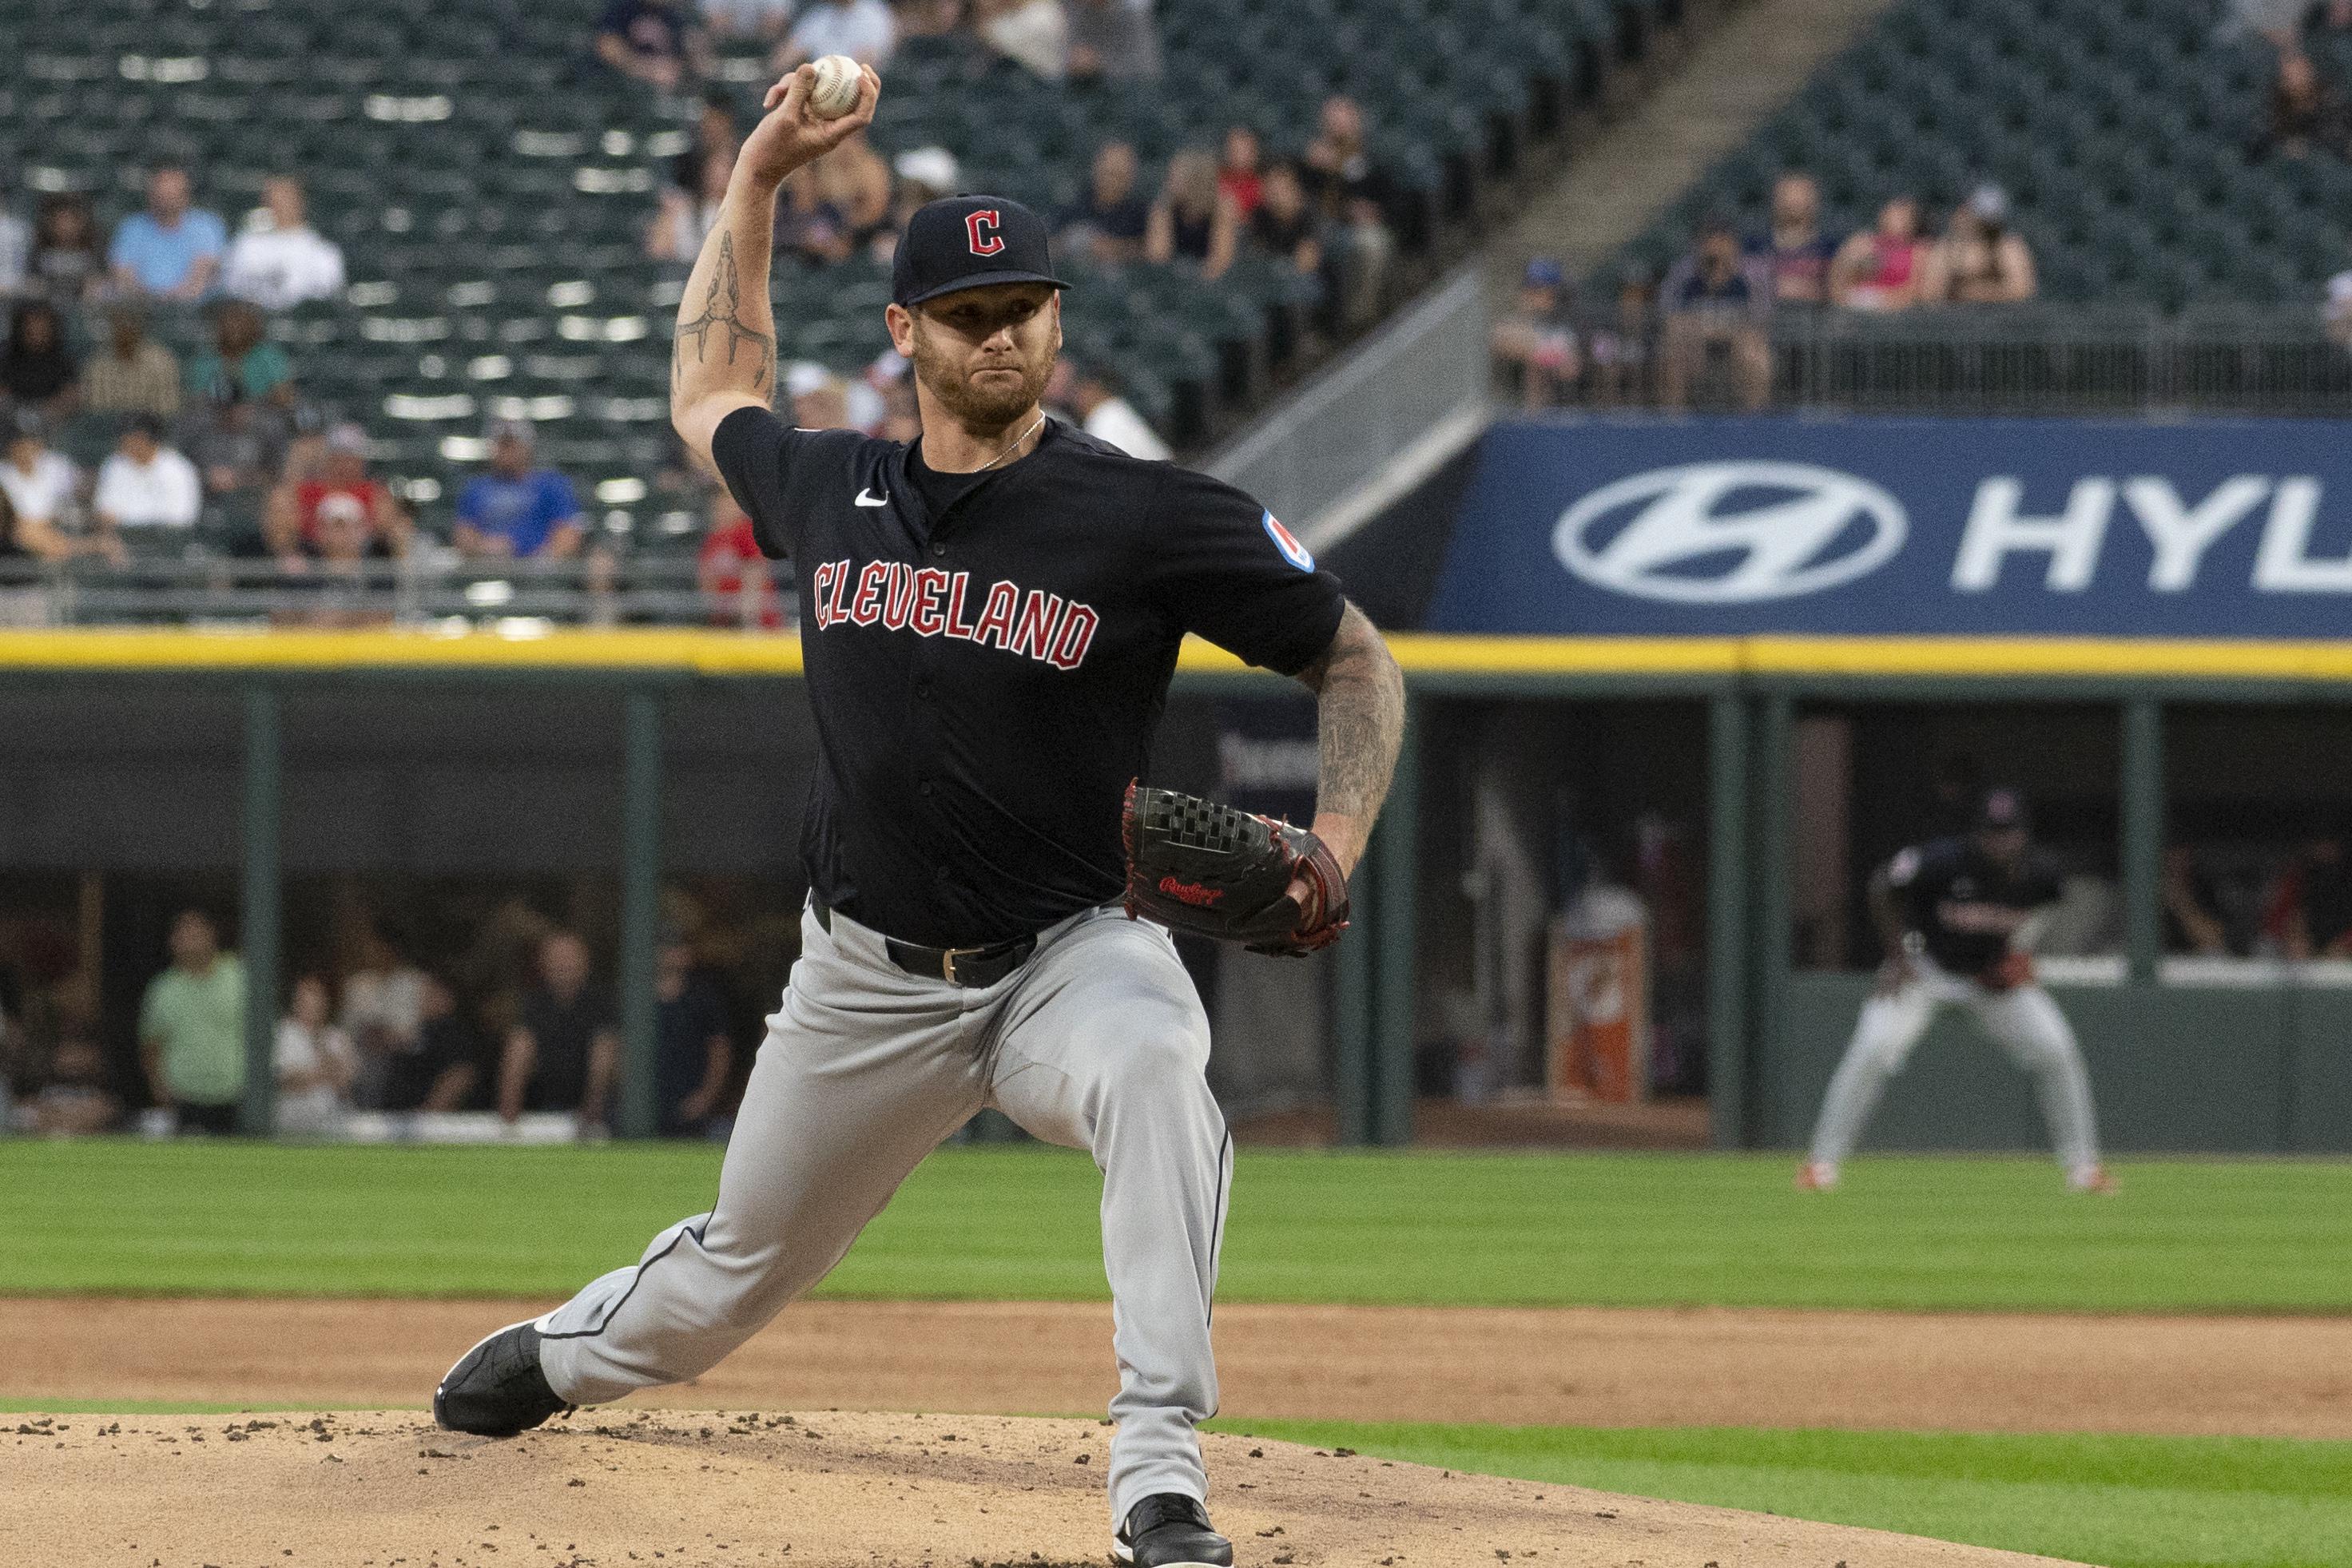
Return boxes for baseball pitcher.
[1799,787,2113,1194]
[431,63,1406,1568]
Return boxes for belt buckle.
[941,945,976,985]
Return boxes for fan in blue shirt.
[454,420,585,558]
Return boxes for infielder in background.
[431,61,1406,1568]
[1799,788,2114,1194]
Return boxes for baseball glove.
[1980,951,2036,991]
[1121,781,1350,956]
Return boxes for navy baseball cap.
[891,195,1070,308]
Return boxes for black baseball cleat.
[433,1318,569,1437]
[1113,1493,1234,1568]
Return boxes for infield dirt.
[8,1296,2349,1437]
[2,1408,2081,1568]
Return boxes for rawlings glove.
[1121,781,1350,956]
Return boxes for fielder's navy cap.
[892,195,1069,308]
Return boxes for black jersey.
[1886,836,2063,979]
[713,407,1347,947]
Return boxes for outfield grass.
[6,1139,2352,1309]
[1213,1420,2352,1568]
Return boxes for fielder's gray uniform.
[538,893,1230,1522]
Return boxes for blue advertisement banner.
[1427,416,2352,637]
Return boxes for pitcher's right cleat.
[434,1317,569,1437]
[1113,1493,1234,1568]
[1794,1161,1838,1192]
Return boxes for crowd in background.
[0,895,759,1141]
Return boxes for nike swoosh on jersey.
[855,488,888,507]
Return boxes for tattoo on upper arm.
[673,232,775,394]
[1308,605,1406,824]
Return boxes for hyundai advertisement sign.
[1428,417,2352,637]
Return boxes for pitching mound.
[4,1409,2076,1568]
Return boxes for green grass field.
[7,1138,2352,1309]
[9,1139,2351,1566]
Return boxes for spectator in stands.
[0,411,89,562]
[454,419,585,559]
[1491,257,1579,409]
[1929,185,2036,304]
[23,1035,121,1137]
[265,421,408,562]
[1051,356,1171,458]
[821,133,898,254]
[2311,0,2352,38]
[1659,218,1770,411]
[1,301,80,419]
[2163,846,2232,956]
[109,165,226,302]
[187,300,295,407]
[138,909,245,1136]
[1060,140,1152,267]
[2276,832,2352,959]
[274,974,356,1136]
[1830,195,1931,312]
[1248,160,1322,280]
[1215,126,1263,217]
[597,0,706,92]
[1584,269,1652,408]
[2326,236,2352,347]
[702,0,795,42]
[649,147,734,262]
[672,89,741,195]
[93,415,202,537]
[221,177,346,312]
[497,930,620,1128]
[27,194,105,305]
[973,0,1069,77]
[777,0,896,68]
[1302,95,1397,327]
[787,363,858,431]
[775,164,854,265]
[1748,172,1839,307]
[84,305,181,420]
[1067,0,1162,81]
[2255,51,2352,161]
[181,386,288,542]
[700,484,781,627]
[1146,149,1239,280]
[340,925,429,1112]
[655,925,735,1138]
[381,974,482,1113]
[0,181,27,298]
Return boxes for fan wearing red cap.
[429,58,1407,1568]
[1798,787,2114,1196]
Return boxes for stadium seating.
[2,0,1683,554]
[1614,0,2352,316]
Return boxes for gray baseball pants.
[535,899,1234,1527]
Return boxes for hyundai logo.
[1552,462,1908,604]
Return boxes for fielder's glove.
[1980,951,2036,991]
[1121,781,1350,956]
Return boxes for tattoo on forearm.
[1309,608,1406,825]
[673,232,774,392]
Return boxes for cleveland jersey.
[1887,837,2062,979]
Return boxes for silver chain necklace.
[972,410,1046,474]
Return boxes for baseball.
[807,54,862,119]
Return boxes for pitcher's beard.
[913,343,1053,435]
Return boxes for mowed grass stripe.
[1211,1421,2352,1568]
[6,1141,2352,1311]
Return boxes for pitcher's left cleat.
[434,1317,569,1436]
[1794,1161,1838,1192]
[1113,1493,1234,1568]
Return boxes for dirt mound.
[5,1409,2074,1568]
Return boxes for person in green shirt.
[138,909,247,1133]
[185,300,293,407]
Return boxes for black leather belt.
[811,897,1037,989]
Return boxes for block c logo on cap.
[966,210,1004,256]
